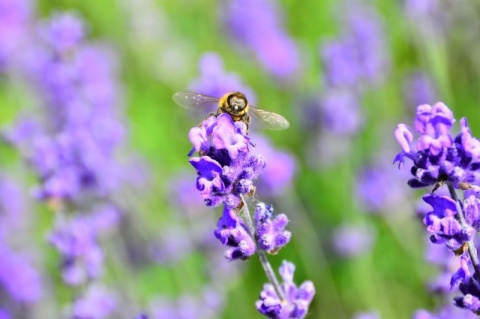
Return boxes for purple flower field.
[1,0,480,318]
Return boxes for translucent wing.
[249,106,290,130]
[172,91,220,110]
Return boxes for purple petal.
[394,124,413,153]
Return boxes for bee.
[172,91,290,131]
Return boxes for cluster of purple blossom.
[394,102,480,315]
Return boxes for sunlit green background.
[3,0,480,318]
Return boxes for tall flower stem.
[446,182,480,280]
[240,195,287,302]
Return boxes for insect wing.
[249,106,290,130]
[172,91,220,110]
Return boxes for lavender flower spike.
[256,260,315,319]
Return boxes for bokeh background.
[1,0,480,318]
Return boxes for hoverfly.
[172,91,290,131]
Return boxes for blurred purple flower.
[321,1,388,89]
[313,1,389,169]
[169,173,205,211]
[0,176,27,236]
[404,0,448,35]
[222,0,300,79]
[39,11,84,53]
[6,12,130,203]
[149,288,224,319]
[357,166,401,212]
[72,284,117,319]
[48,216,104,285]
[0,246,42,303]
[0,176,42,306]
[189,52,255,102]
[343,2,389,86]
[86,205,121,234]
[321,40,358,89]
[250,134,296,197]
[0,309,10,319]
[356,150,411,213]
[331,223,375,258]
[405,72,437,107]
[256,260,315,319]
[353,312,380,319]
[308,131,352,169]
[150,226,194,265]
[0,0,32,70]
[320,89,364,135]
[404,0,439,17]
